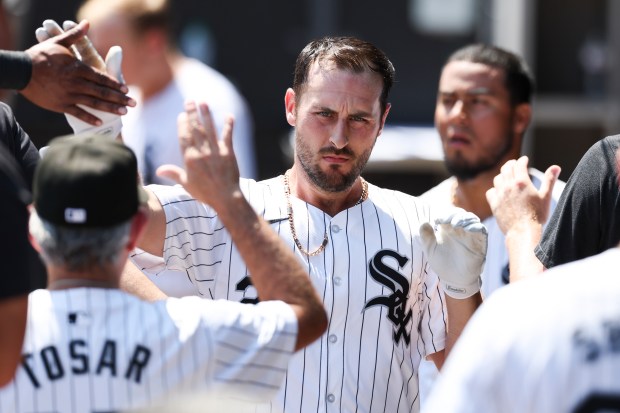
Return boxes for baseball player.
[421,43,565,298]
[128,37,488,413]
[417,43,565,406]
[0,125,327,412]
[422,150,620,412]
[422,244,620,413]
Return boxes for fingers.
[419,222,437,255]
[53,19,88,47]
[63,104,103,126]
[538,165,561,203]
[181,101,220,153]
[485,187,497,209]
[63,78,132,115]
[513,156,530,180]
[43,19,66,38]
[104,46,125,84]
[63,20,106,71]
[196,101,219,149]
[221,114,235,155]
[177,111,193,153]
[78,64,131,97]
[156,165,186,185]
[35,27,50,42]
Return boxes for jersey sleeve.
[148,184,226,277]
[535,136,620,268]
[0,51,32,90]
[166,297,298,401]
[419,266,447,357]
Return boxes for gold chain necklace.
[283,170,368,257]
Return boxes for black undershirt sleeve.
[0,50,33,90]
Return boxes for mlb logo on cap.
[33,134,148,227]
[64,208,87,224]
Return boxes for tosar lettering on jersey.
[364,249,413,345]
[22,339,151,388]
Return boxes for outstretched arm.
[157,100,327,351]
[18,20,134,124]
[420,209,486,369]
[486,156,560,281]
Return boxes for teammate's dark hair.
[292,36,395,115]
[445,44,534,105]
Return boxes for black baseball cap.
[33,135,148,227]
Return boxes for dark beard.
[445,136,514,181]
[445,156,501,181]
[296,143,373,193]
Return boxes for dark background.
[4,0,614,195]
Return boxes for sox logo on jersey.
[364,249,413,345]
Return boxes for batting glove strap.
[65,109,123,139]
[441,278,481,299]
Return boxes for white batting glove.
[35,19,124,139]
[420,208,487,299]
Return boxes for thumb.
[156,164,187,185]
[105,46,125,84]
[419,222,437,256]
[539,165,561,203]
[53,20,88,48]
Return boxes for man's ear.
[285,88,297,127]
[127,206,149,252]
[513,103,532,136]
[377,102,391,137]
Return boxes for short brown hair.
[292,36,395,115]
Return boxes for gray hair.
[29,210,132,272]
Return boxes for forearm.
[0,295,28,386]
[120,259,167,301]
[217,193,327,350]
[445,292,482,356]
[505,222,545,282]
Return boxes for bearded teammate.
[417,44,566,406]
[128,37,487,413]
[423,154,620,413]
[0,113,327,412]
[421,43,565,297]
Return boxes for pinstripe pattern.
[0,288,297,412]
[142,177,447,413]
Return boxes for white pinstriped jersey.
[421,168,566,298]
[0,287,297,412]
[423,248,620,413]
[135,176,448,413]
[417,168,566,409]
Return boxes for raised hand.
[486,156,561,236]
[23,19,134,125]
[34,19,126,139]
[420,208,487,299]
[157,100,240,211]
